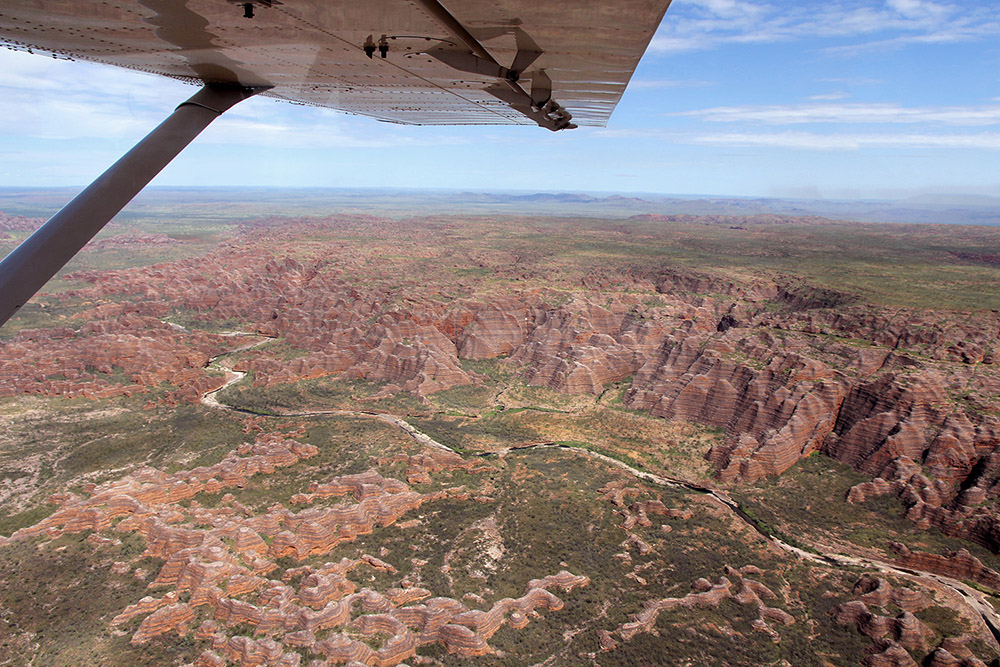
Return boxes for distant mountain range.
[449,191,1000,225]
[0,186,997,226]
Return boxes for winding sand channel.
[199,336,1000,648]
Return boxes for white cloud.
[0,49,194,140]
[0,49,465,151]
[677,103,1000,126]
[808,92,851,101]
[886,0,953,19]
[690,130,1000,150]
[592,125,1000,151]
[647,0,996,55]
[627,79,715,89]
[685,0,770,20]
[646,36,711,53]
[821,76,883,86]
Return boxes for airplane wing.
[0,0,671,130]
[0,0,672,326]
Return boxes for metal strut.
[0,83,264,327]
[412,0,575,131]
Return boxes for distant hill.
[1,186,998,226]
[0,210,44,232]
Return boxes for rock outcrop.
[0,314,233,402]
[846,451,1000,552]
[614,565,794,645]
[888,543,1000,592]
[852,575,931,612]
[0,210,45,231]
[599,481,692,531]
[89,232,182,249]
[0,430,588,666]
[9,214,999,554]
[830,601,932,653]
[831,575,990,666]
[926,648,989,667]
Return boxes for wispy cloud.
[648,0,999,55]
[808,92,852,101]
[0,49,465,150]
[885,0,952,20]
[627,79,716,89]
[0,49,196,140]
[200,105,468,150]
[593,126,1000,151]
[691,130,1000,150]
[820,76,883,86]
[676,103,1000,126]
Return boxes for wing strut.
[412,0,576,131]
[0,83,264,328]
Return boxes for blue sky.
[1,0,999,199]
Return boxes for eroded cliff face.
[0,315,234,403]
[621,301,1000,549]
[6,216,998,551]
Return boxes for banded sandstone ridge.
[1,434,590,666]
[7,215,996,550]
[2,210,1000,666]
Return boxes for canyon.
[6,214,994,551]
[0,210,998,666]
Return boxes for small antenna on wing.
[227,0,282,20]
[363,35,391,59]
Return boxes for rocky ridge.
[627,213,834,226]
[0,210,45,232]
[612,565,795,645]
[0,432,589,666]
[0,314,235,403]
[831,575,987,667]
[9,215,1000,553]
[88,232,183,249]
[888,543,1000,592]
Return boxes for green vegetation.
[408,414,541,453]
[459,357,519,383]
[915,605,969,644]
[733,454,1000,572]
[216,375,428,416]
[428,383,496,413]
[2,198,999,665]
[0,397,248,536]
[0,533,186,666]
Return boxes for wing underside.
[0,0,671,129]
